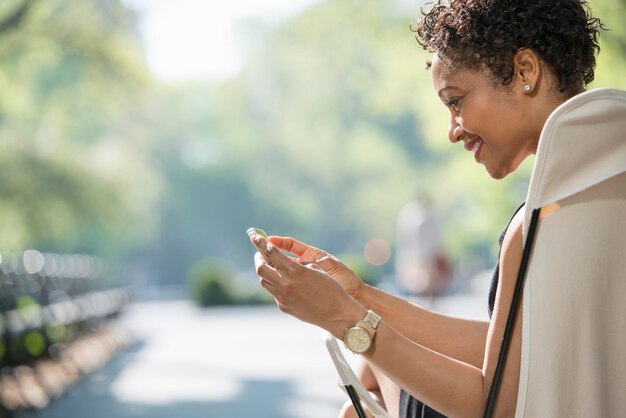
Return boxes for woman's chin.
[485,164,512,180]
[485,158,526,180]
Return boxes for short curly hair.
[412,0,604,96]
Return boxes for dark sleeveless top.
[398,204,524,418]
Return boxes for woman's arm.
[268,235,488,368]
[253,210,524,418]
[360,209,525,418]
[356,284,489,369]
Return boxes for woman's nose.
[448,122,465,143]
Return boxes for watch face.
[344,327,372,354]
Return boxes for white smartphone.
[246,227,267,239]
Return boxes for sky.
[123,0,320,81]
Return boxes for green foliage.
[1,0,625,290]
[24,331,46,357]
[0,0,157,271]
[204,0,515,273]
[46,324,68,344]
[238,0,428,250]
[188,260,233,306]
[188,259,270,307]
[589,0,626,91]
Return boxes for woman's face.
[431,53,539,179]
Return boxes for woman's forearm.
[366,321,488,418]
[355,284,489,368]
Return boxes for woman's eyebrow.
[437,85,462,99]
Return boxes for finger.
[259,277,285,305]
[267,236,315,257]
[314,255,344,274]
[259,276,277,293]
[313,255,333,268]
[250,235,275,267]
[254,255,283,301]
[253,235,294,272]
[254,252,281,287]
[302,262,324,272]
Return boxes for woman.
[250,0,604,416]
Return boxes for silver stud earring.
[523,84,532,93]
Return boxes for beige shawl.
[515,89,626,417]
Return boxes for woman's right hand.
[267,236,365,299]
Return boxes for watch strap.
[363,310,381,329]
[355,310,381,336]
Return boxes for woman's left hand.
[251,235,362,337]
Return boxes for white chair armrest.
[322,331,391,418]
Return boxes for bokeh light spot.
[363,238,391,266]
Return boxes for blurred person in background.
[394,194,451,301]
[250,0,619,417]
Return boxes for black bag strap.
[483,208,541,418]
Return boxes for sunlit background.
[0,0,624,417]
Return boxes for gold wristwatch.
[343,309,381,354]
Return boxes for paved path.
[28,279,489,418]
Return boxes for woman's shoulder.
[501,208,524,253]
[498,207,525,286]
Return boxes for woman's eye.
[446,97,462,112]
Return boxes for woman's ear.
[513,48,542,94]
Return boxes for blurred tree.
[590,0,626,91]
[132,0,626,287]
[0,0,157,272]
[4,0,617,288]
[222,0,526,273]
[235,0,430,252]
[131,1,431,285]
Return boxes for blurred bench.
[0,250,131,415]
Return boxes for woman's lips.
[464,137,484,162]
